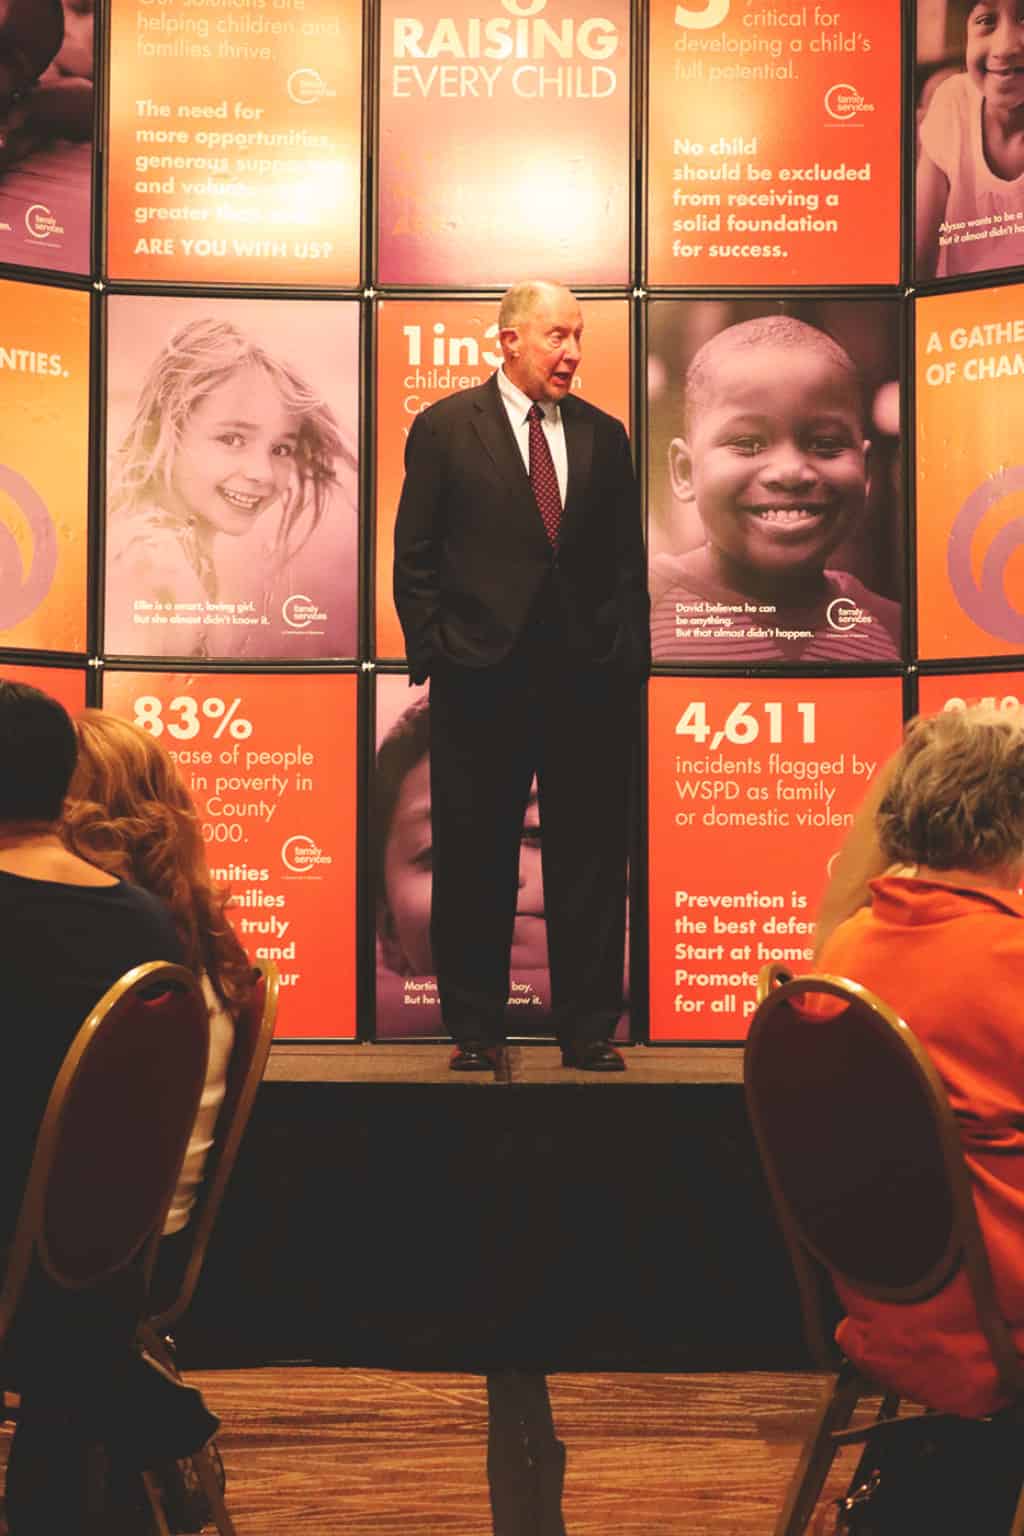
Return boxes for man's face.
[966,2,1024,113]
[501,286,583,403]
[670,343,870,584]
[380,755,548,978]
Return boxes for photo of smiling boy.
[916,0,1024,280]
[103,295,359,660]
[649,315,901,664]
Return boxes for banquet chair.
[0,961,210,1532]
[146,958,280,1334]
[744,966,1024,1536]
[137,961,279,1535]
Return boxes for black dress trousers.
[428,581,635,1049]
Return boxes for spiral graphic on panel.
[947,467,1024,645]
[0,467,58,630]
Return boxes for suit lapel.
[560,397,593,547]
[471,376,531,492]
[471,375,549,547]
[470,375,595,550]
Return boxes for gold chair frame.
[745,964,1024,1536]
[0,961,209,1534]
[140,959,279,1536]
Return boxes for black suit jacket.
[393,373,650,685]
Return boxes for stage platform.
[265,1042,745,1086]
[176,1042,811,1378]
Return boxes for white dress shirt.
[497,367,568,507]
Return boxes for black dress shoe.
[560,1040,626,1072]
[450,1041,505,1072]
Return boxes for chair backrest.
[0,962,208,1337]
[743,968,1024,1402]
[150,959,280,1332]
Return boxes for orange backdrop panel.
[101,670,357,1039]
[648,674,903,1041]
[647,0,901,286]
[0,665,86,713]
[918,671,1024,718]
[374,297,631,658]
[916,285,1024,660]
[377,0,630,285]
[0,280,89,652]
[107,0,362,285]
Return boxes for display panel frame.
[644,0,904,290]
[0,0,98,277]
[99,293,363,666]
[646,292,906,669]
[103,0,365,288]
[100,663,361,1040]
[0,270,92,655]
[373,0,635,289]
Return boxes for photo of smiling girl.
[648,304,902,665]
[916,0,1024,280]
[103,296,359,660]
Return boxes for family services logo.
[24,204,65,241]
[824,84,875,123]
[826,596,872,633]
[281,593,327,632]
[287,68,335,106]
[948,467,1024,644]
[0,466,58,630]
[281,834,333,875]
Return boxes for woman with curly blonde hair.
[63,708,253,1232]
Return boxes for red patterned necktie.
[527,402,562,548]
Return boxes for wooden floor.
[129,1366,867,1534]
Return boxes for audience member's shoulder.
[113,880,185,960]
[112,877,170,918]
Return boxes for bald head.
[498,281,583,404]
[498,281,574,333]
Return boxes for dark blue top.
[0,870,183,1240]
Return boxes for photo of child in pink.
[649,315,901,665]
[916,0,1024,280]
[104,301,358,660]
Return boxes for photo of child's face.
[966,1,1024,112]
[170,364,299,540]
[381,753,547,978]
[671,343,870,582]
[0,1,63,113]
[55,0,93,81]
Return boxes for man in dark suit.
[393,281,649,1072]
